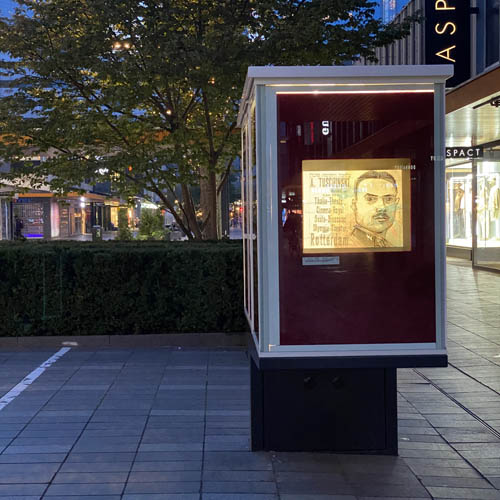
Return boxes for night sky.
[0,0,15,16]
[0,1,410,19]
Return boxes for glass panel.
[1,200,8,240]
[245,121,253,331]
[475,160,500,271]
[476,0,486,74]
[277,91,436,346]
[59,204,70,238]
[486,0,500,67]
[241,126,249,319]
[445,165,473,248]
[251,105,259,336]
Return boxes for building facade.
[361,0,500,272]
[0,164,121,241]
[1,79,122,241]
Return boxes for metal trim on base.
[248,334,448,370]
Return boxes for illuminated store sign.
[446,147,484,159]
[425,0,470,87]
[302,158,412,254]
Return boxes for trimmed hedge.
[0,240,247,336]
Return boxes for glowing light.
[276,90,434,95]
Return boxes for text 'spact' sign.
[446,146,483,159]
[425,0,470,87]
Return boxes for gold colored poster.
[302,159,412,254]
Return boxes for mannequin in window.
[488,176,500,239]
[477,178,487,241]
[453,182,465,239]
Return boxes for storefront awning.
[446,66,500,148]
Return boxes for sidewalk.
[51,231,117,241]
[0,259,497,499]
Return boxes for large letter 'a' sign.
[425,0,471,88]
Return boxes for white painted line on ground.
[0,347,71,411]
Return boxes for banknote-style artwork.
[302,158,412,254]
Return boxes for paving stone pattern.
[0,260,498,498]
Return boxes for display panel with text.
[302,159,411,254]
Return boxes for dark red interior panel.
[277,92,436,346]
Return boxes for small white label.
[302,256,340,266]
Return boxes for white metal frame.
[237,65,453,359]
[242,103,255,334]
[241,122,248,322]
[434,82,447,352]
[242,88,261,345]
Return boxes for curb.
[0,333,247,350]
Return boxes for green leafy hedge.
[0,240,247,336]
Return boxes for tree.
[0,0,415,240]
[116,208,133,241]
[138,208,167,240]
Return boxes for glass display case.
[238,65,452,455]
[237,65,452,362]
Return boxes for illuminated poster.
[302,159,412,254]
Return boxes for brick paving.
[0,259,497,498]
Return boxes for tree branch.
[201,89,215,159]
[217,156,234,196]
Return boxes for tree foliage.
[116,207,133,240]
[0,0,416,239]
[138,208,167,240]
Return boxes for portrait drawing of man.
[351,170,400,248]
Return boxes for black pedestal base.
[250,355,398,455]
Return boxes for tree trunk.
[181,183,203,240]
[147,184,194,240]
[200,167,218,240]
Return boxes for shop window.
[0,201,8,240]
[59,204,70,238]
[445,165,473,248]
[14,201,45,238]
[475,161,500,271]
